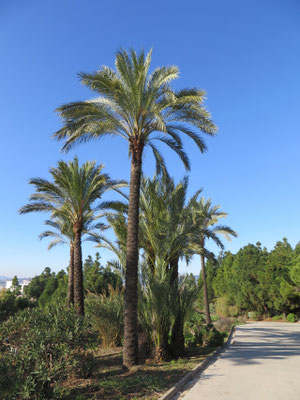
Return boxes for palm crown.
[19,157,123,227]
[54,49,217,171]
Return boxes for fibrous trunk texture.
[170,257,179,286]
[170,257,185,357]
[170,313,185,357]
[201,248,211,325]
[67,245,74,307]
[73,223,84,316]
[123,154,142,368]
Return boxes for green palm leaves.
[54,49,217,170]
[189,197,237,324]
[139,175,193,275]
[19,157,126,315]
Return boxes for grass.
[61,345,217,400]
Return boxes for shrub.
[214,317,233,333]
[215,296,230,317]
[211,314,220,322]
[200,325,224,347]
[85,285,124,347]
[272,315,283,321]
[0,305,96,399]
[184,308,205,346]
[228,305,239,317]
[0,290,35,323]
[287,313,297,323]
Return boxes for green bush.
[0,290,35,323]
[184,309,205,346]
[0,305,96,399]
[200,325,224,347]
[287,313,297,323]
[85,285,124,347]
[272,314,283,321]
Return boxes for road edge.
[158,325,236,400]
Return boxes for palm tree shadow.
[222,326,300,366]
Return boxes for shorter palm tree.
[190,198,237,324]
[19,157,126,315]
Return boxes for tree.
[231,243,268,314]
[53,48,217,367]
[11,276,20,295]
[19,157,124,315]
[24,267,52,300]
[198,258,219,308]
[38,271,63,308]
[139,175,195,356]
[260,238,294,314]
[190,197,237,324]
[83,252,123,295]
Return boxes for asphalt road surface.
[180,322,300,400]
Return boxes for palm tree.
[190,198,237,324]
[53,48,217,366]
[139,175,199,356]
[19,157,125,315]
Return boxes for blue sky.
[1,0,300,277]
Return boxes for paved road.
[180,322,300,400]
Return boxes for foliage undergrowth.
[85,285,124,347]
[0,305,97,399]
[287,313,297,323]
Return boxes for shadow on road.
[222,325,300,366]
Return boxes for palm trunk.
[170,315,184,357]
[67,245,74,307]
[170,257,185,357]
[155,328,170,361]
[170,257,179,286]
[200,240,211,324]
[123,153,142,368]
[73,222,84,316]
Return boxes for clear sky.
[1,0,300,278]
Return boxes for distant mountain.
[0,276,10,281]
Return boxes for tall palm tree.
[19,157,125,315]
[190,198,237,324]
[53,48,217,366]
